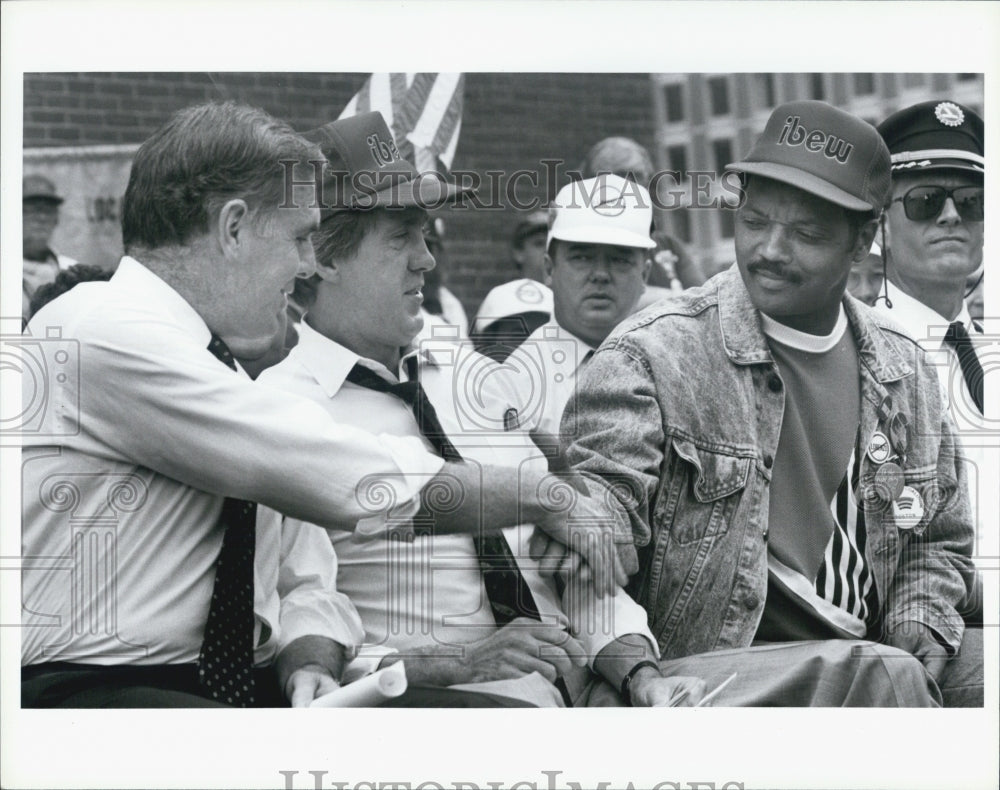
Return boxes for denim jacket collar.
[716,266,913,385]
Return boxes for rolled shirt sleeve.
[66,307,443,530]
[275,517,365,656]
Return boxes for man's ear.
[641,255,652,284]
[313,256,341,282]
[511,245,526,272]
[851,218,880,264]
[543,253,554,287]
[217,199,250,258]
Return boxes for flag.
[338,73,465,173]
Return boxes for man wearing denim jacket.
[564,100,979,706]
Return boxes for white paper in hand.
[310,662,408,708]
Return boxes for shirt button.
[744,592,760,609]
[762,529,769,542]
[763,454,773,469]
[768,374,783,392]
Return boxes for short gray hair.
[122,101,323,252]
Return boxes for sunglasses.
[891,185,984,222]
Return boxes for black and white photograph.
[2,2,997,790]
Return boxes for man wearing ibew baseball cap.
[558,101,978,705]
[505,174,653,437]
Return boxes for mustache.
[748,260,802,284]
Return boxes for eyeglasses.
[891,185,984,222]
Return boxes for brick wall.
[23,72,656,317]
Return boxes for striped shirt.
[756,309,876,641]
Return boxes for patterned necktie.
[198,334,257,706]
[345,359,541,625]
[943,321,984,415]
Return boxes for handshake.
[399,428,634,597]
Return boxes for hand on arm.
[416,462,626,596]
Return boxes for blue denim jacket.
[564,267,975,660]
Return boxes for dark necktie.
[943,322,984,415]
[345,359,541,625]
[198,335,257,706]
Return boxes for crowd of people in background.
[20,92,986,709]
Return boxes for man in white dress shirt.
[874,101,990,610]
[264,113,706,707]
[20,102,620,708]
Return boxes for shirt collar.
[401,337,452,374]
[113,256,213,349]
[882,282,974,348]
[760,305,848,353]
[293,320,430,397]
[534,320,597,372]
[292,320,365,398]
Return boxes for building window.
[712,138,736,238]
[809,73,826,101]
[754,74,777,108]
[666,144,688,177]
[712,138,734,171]
[902,73,925,89]
[664,83,686,122]
[707,77,730,116]
[669,209,693,245]
[853,73,876,95]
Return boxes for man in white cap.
[562,101,977,705]
[506,174,653,438]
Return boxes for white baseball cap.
[472,278,553,334]
[548,174,656,251]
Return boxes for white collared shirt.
[505,320,597,437]
[258,321,655,701]
[21,257,441,667]
[873,282,994,560]
[874,283,984,431]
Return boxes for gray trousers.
[580,639,944,707]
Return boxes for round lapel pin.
[873,462,905,502]
[866,431,892,464]
[892,485,925,530]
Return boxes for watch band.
[620,659,659,706]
